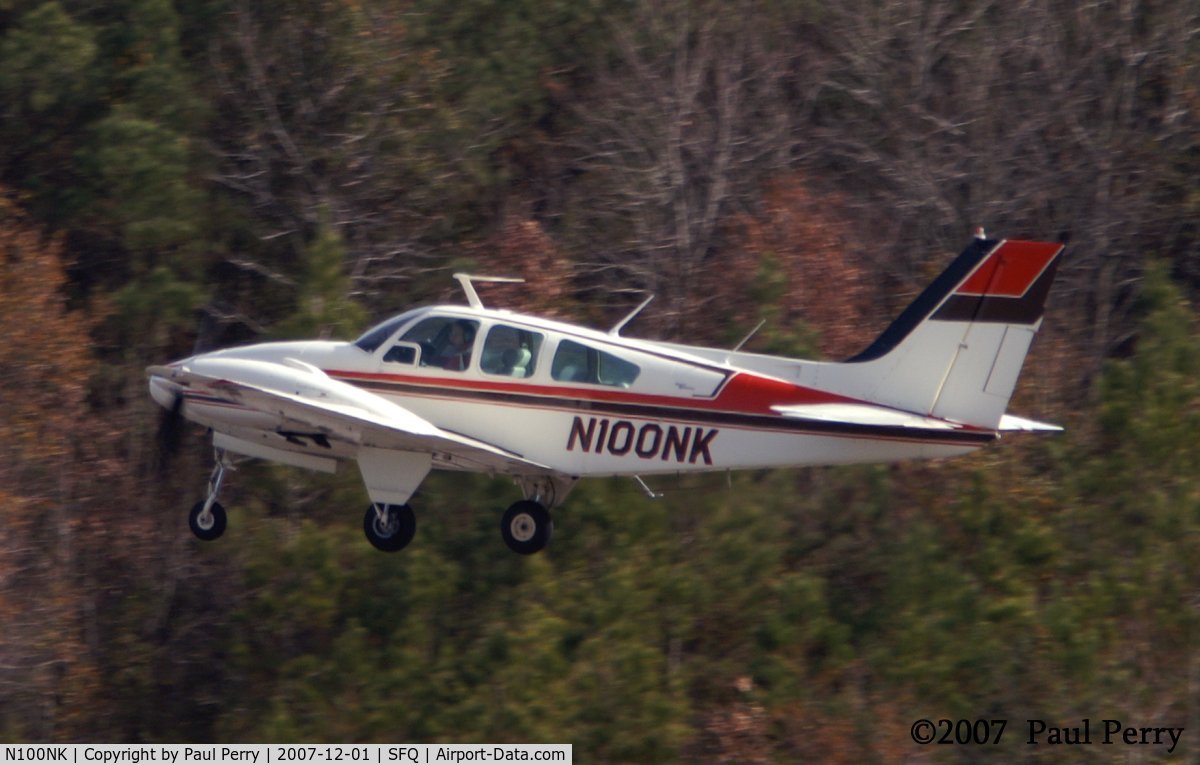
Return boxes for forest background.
[1,0,1199,761]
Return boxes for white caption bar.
[0,746,571,765]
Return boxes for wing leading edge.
[147,359,554,478]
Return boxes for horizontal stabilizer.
[998,414,1062,432]
[772,403,965,431]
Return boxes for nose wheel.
[501,500,553,555]
[188,454,231,541]
[189,499,227,540]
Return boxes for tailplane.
[827,237,1064,429]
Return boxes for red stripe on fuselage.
[326,368,995,445]
[325,368,858,417]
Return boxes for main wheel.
[189,500,227,541]
[501,500,553,555]
[363,503,416,552]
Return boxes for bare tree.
[206,1,468,321]
[564,0,803,333]
[807,0,1200,377]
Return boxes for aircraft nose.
[147,355,199,410]
[148,374,178,410]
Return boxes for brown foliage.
[690,679,773,764]
[461,211,580,320]
[694,173,880,358]
[769,685,927,765]
[0,189,110,738]
[0,196,92,464]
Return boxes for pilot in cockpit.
[435,320,476,371]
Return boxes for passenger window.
[400,317,479,372]
[551,339,640,387]
[481,325,544,379]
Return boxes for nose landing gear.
[189,498,227,540]
[188,454,232,541]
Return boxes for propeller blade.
[154,392,185,475]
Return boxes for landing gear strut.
[189,454,230,541]
[501,500,553,555]
[363,503,416,552]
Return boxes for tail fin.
[839,237,1064,429]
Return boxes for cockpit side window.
[354,308,429,353]
[551,339,640,387]
[399,317,480,372]
[481,325,544,379]
[355,316,409,353]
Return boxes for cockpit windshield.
[353,309,424,353]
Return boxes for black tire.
[189,500,227,541]
[363,503,416,552]
[500,500,553,555]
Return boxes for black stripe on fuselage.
[331,375,997,446]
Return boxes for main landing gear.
[498,475,571,556]
[500,500,553,555]
[184,451,567,556]
[363,503,417,552]
[364,500,551,555]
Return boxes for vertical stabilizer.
[836,238,1064,428]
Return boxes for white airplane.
[149,235,1064,555]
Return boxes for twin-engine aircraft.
[149,235,1064,555]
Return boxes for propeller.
[154,389,186,475]
[152,318,211,476]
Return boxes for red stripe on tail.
[956,240,1062,298]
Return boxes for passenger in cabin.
[482,325,536,378]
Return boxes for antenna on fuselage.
[608,294,655,336]
[452,273,525,310]
[730,319,766,352]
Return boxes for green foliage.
[4,0,1200,757]
[0,2,99,222]
[0,2,96,119]
[82,110,201,254]
[111,264,207,348]
[1055,262,1200,695]
[274,212,368,340]
[408,0,613,146]
[737,251,822,358]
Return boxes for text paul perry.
[1028,719,1184,754]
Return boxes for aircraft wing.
[147,360,553,476]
